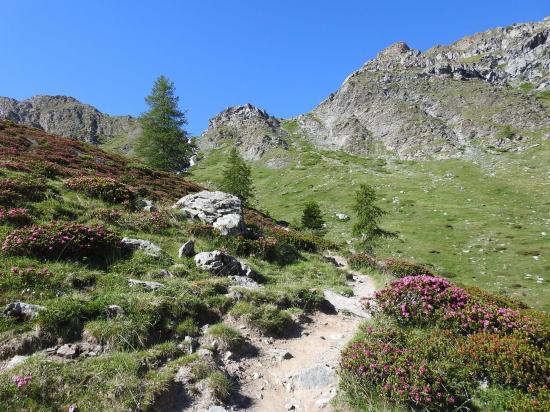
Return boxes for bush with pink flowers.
[0,208,33,226]
[348,253,378,270]
[65,176,136,205]
[2,221,122,263]
[341,321,474,410]
[365,275,469,325]
[0,177,46,206]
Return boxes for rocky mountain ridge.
[0,95,140,144]
[201,17,550,159]
[198,103,289,160]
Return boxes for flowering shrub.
[65,176,136,205]
[0,177,46,206]
[2,221,122,263]
[0,208,32,226]
[382,258,434,277]
[187,223,217,238]
[459,333,549,389]
[229,235,281,261]
[365,275,469,325]
[348,253,378,270]
[11,375,32,389]
[122,211,173,233]
[11,266,53,278]
[340,322,473,410]
[91,208,124,223]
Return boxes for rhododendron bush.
[342,275,550,411]
[2,221,122,262]
[65,176,136,205]
[0,177,47,206]
[0,208,32,226]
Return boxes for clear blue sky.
[1,1,548,134]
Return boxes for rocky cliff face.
[198,103,289,160]
[202,17,550,159]
[0,95,140,144]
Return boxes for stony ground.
[158,256,377,412]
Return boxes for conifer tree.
[352,184,395,252]
[220,147,254,204]
[135,75,192,171]
[301,201,325,230]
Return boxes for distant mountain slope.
[201,17,550,160]
[0,95,140,145]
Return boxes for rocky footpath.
[0,95,140,144]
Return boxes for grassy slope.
[190,133,550,311]
[0,121,350,410]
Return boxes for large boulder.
[194,250,255,278]
[174,191,245,236]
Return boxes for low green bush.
[230,302,293,336]
[207,323,245,352]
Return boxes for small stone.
[224,351,234,361]
[178,240,195,258]
[252,372,260,379]
[56,344,78,359]
[128,279,164,291]
[4,355,28,371]
[285,402,296,410]
[3,301,44,321]
[269,349,293,361]
[106,304,125,318]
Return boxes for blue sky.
[1,1,548,134]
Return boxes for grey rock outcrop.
[194,250,255,278]
[198,103,289,160]
[174,190,245,236]
[199,17,550,160]
[3,302,44,321]
[0,95,140,145]
[297,17,550,159]
[121,237,163,257]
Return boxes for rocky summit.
[198,103,289,160]
[0,95,140,145]
[202,17,550,159]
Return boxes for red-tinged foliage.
[2,221,122,263]
[381,258,434,277]
[65,176,136,205]
[459,333,549,389]
[0,177,48,206]
[0,208,33,226]
[0,120,202,200]
[348,253,378,270]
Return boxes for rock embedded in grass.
[121,237,163,257]
[195,250,255,278]
[174,190,246,236]
[178,239,195,258]
[128,278,164,291]
[3,301,44,320]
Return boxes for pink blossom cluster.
[12,374,32,389]
[11,266,53,278]
[2,221,122,261]
[0,207,32,226]
[366,275,469,323]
